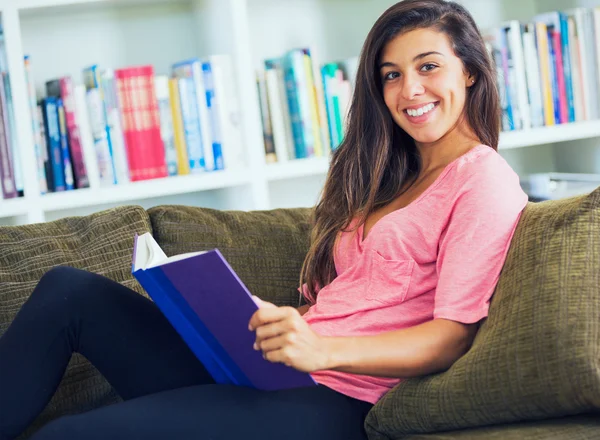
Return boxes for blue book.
[132,232,317,391]
[559,13,575,122]
[56,99,75,190]
[41,97,66,192]
[201,61,224,170]
[176,77,205,171]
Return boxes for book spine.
[209,55,245,169]
[0,78,15,199]
[83,65,118,183]
[201,61,224,170]
[559,13,576,122]
[24,56,48,194]
[115,66,167,182]
[155,75,179,176]
[302,51,324,156]
[536,22,555,126]
[41,98,66,192]
[74,84,100,189]
[257,70,277,163]
[547,28,561,124]
[176,75,205,172]
[264,68,289,162]
[56,99,75,190]
[59,77,89,188]
[281,54,307,158]
[85,88,114,186]
[101,69,130,184]
[168,78,190,175]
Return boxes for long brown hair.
[299,0,500,303]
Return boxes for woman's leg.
[32,384,373,440]
[0,266,213,440]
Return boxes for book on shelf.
[256,48,357,163]
[132,232,318,390]
[17,53,244,197]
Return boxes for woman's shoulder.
[450,144,520,188]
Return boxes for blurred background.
[0,0,599,226]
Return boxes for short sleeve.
[433,162,528,324]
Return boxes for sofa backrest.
[0,205,152,437]
[147,205,313,307]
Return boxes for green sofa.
[1,188,599,439]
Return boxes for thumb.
[252,295,277,309]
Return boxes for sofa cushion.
[0,205,152,438]
[147,205,312,307]
[365,187,600,438]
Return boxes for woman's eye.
[421,63,437,72]
[384,71,400,81]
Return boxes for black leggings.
[0,266,372,440]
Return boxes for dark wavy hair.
[299,0,500,302]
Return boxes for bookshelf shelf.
[266,157,330,181]
[40,170,251,212]
[499,120,600,150]
[0,198,29,219]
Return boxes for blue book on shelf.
[176,76,205,171]
[56,99,75,191]
[201,61,224,170]
[279,53,310,158]
[172,59,214,171]
[83,65,117,184]
[559,12,575,123]
[41,97,66,192]
[132,232,318,390]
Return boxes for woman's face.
[379,28,473,146]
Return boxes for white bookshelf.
[0,0,598,226]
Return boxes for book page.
[134,232,209,270]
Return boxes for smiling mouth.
[403,102,439,118]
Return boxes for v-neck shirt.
[302,144,528,404]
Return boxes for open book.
[132,232,317,391]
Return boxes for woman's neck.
[415,118,480,174]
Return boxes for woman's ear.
[466,71,477,87]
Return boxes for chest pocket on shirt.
[365,250,415,305]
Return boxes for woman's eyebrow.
[379,51,444,69]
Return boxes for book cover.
[132,232,318,391]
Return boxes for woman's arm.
[323,318,478,377]
[249,301,478,376]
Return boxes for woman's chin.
[405,130,443,146]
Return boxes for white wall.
[20,1,199,98]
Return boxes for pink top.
[302,145,528,404]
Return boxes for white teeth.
[406,103,435,117]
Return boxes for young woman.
[0,1,528,439]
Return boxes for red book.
[115,66,167,181]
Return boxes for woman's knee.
[31,266,98,309]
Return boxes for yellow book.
[168,78,190,175]
[303,53,323,157]
[535,22,555,126]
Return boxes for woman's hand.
[248,297,330,373]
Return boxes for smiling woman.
[0,1,527,440]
